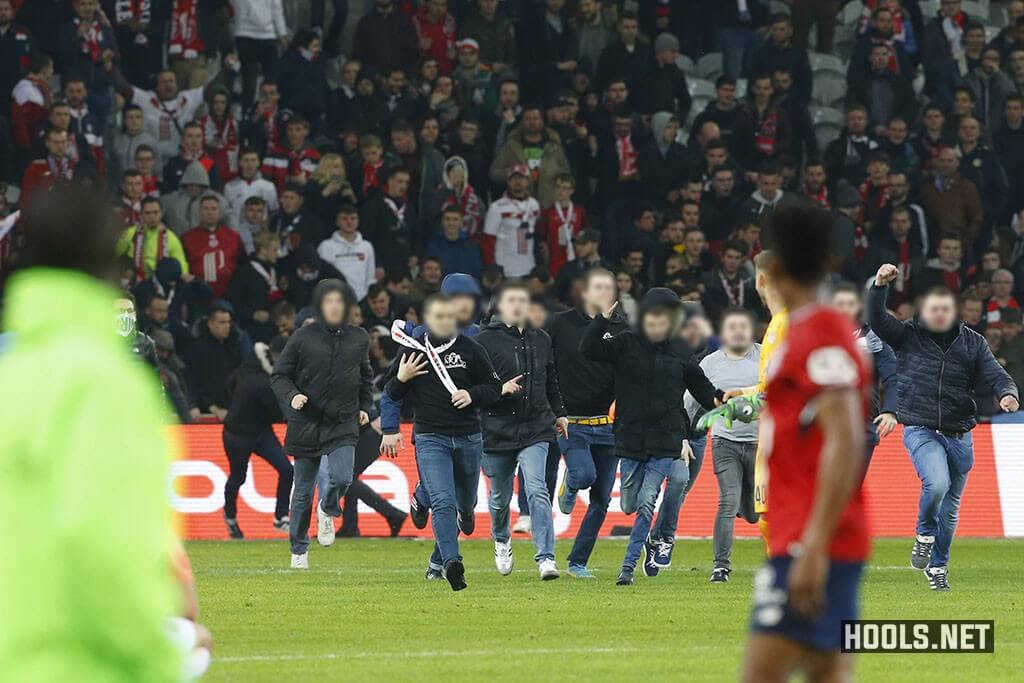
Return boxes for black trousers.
[340,426,404,532]
[222,428,294,519]
[235,37,279,114]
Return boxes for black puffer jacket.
[868,284,1018,432]
[581,288,721,460]
[225,342,284,437]
[475,317,566,452]
[271,280,373,457]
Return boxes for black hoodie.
[580,288,721,460]
[271,279,373,457]
[225,341,285,436]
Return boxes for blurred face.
[182,126,203,152]
[286,122,309,148]
[458,121,479,143]
[385,70,406,94]
[528,302,549,328]
[480,0,498,16]
[207,311,232,340]
[616,272,633,293]
[772,71,792,93]
[46,130,69,157]
[451,295,476,324]
[141,202,162,227]
[280,190,302,214]
[507,174,529,197]
[924,108,944,131]
[369,291,389,317]
[681,204,700,228]
[49,106,70,130]
[619,17,639,42]
[123,174,143,199]
[804,165,826,190]
[421,260,442,284]
[721,248,742,275]
[77,0,98,20]
[0,1,13,24]
[146,297,169,324]
[888,172,909,201]
[982,49,1001,75]
[260,82,280,105]
[920,293,958,332]
[706,147,727,168]
[200,199,220,227]
[938,238,962,265]
[847,109,868,135]
[954,90,974,115]
[65,81,86,107]
[497,287,529,325]
[240,153,260,178]
[522,109,544,134]
[886,118,908,144]
[712,170,735,195]
[992,271,1014,298]
[420,117,440,145]
[890,210,912,240]
[642,310,673,343]
[387,172,410,197]
[662,221,684,245]
[982,252,1001,272]
[624,251,644,273]
[156,71,178,100]
[936,149,959,177]
[574,237,596,259]
[961,298,983,325]
[940,0,961,16]
[613,116,632,138]
[1007,99,1024,126]
[684,230,706,256]
[321,291,346,326]
[757,172,782,198]
[965,28,985,51]
[135,149,155,174]
[959,117,981,145]
[831,290,861,322]
[243,202,265,225]
[554,180,573,204]
[870,46,891,72]
[607,81,628,104]
[342,60,360,85]
[336,211,359,235]
[584,272,616,312]
[499,82,519,108]
[458,46,479,69]
[212,93,228,117]
[752,78,773,102]
[770,20,792,45]
[124,108,144,134]
[441,211,461,237]
[721,313,754,352]
[424,299,457,338]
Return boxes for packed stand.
[1,0,1024,421]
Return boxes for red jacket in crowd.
[261,144,321,193]
[182,225,244,298]
[20,156,76,207]
[11,76,50,150]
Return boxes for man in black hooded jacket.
[581,287,722,585]
[271,279,373,569]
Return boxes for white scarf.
[554,202,575,261]
[249,260,280,294]
[390,320,460,396]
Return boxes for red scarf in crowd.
[615,135,638,181]
[133,225,169,280]
[753,107,780,157]
[169,0,204,59]
[74,17,103,62]
[114,0,152,24]
[858,179,889,224]
[442,183,481,238]
[200,114,239,179]
[804,184,830,208]
[362,160,383,197]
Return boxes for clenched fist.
[874,264,899,287]
[291,393,308,410]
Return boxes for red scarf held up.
[615,134,638,181]
[362,160,383,196]
[169,0,204,59]
[74,18,103,62]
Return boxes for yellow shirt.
[756,309,788,394]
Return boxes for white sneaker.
[538,558,560,581]
[494,540,514,575]
[290,553,308,569]
[317,503,336,547]
[513,515,532,534]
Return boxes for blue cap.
[440,273,481,297]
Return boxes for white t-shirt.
[224,175,279,223]
[484,194,540,278]
[131,86,206,160]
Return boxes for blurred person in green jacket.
[0,184,182,682]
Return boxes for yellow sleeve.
[115,227,136,258]
[756,310,788,394]
[167,232,190,275]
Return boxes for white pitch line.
[216,645,642,664]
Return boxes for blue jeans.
[415,433,483,567]
[620,456,689,568]
[715,27,764,78]
[652,436,705,540]
[516,441,559,515]
[903,426,974,567]
[482,443,555,562]
[558,423,619,567]
[289,446,355,554]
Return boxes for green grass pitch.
[187,537,1022,682]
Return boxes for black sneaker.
[387,511,408,537]
[444,559,467,591]
[911,535,934,569]
[425,566,444,581]
[924,566,950,591]
[225,515,244,539]
[272,516,289,533]
[710,567,730,583]
[409,491,429,529]
[653,536,675,568]
[457,510,475,535]
[641,536,660,577]
[616,566,635,586]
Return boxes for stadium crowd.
[2,0,1024,424]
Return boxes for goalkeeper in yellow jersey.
[700,251,787,547]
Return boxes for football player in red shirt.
[742,205,872,682]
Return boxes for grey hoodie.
[160,161,234,234]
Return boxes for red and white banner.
[171,424,1023,540]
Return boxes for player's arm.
[788,387,865,620]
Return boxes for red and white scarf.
[169,0,203,59]
[753,108,780,157]
[47,155,74,181]
[554,201,576,261]
[250,260,284,301]
[114,0,151,25]
[74,18,103,62]
[615,135,638,180]
[133,225,169,279]
[804,184,830,208]
[391,320,460,395]
[384,197,407,227]
[719,271,745,306]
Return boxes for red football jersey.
[182,226,242,298]
[762,305,872,562]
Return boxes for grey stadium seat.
[809,106,844,127]
[815,123,843,151]
[676,54,696,76]
[696,53,724,81]
[839,1,864,25]
[811,74,848,108]
[809,52,846,78]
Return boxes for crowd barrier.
[172,423,1024,539]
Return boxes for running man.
[743,205,871,682]
[547,267,629,578]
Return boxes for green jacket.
[0,269,179,682]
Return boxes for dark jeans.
[222,428,294,519]
[236,37,279,113]
[310,0,349,56]
[289,446,355,555]
[337,427,404,532]
[714,27,764,79]
[558,423,618,567]
[620,456,687,568]
[416,432,484,567]
[652,435,706,541]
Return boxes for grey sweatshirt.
[684,344,761,442]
